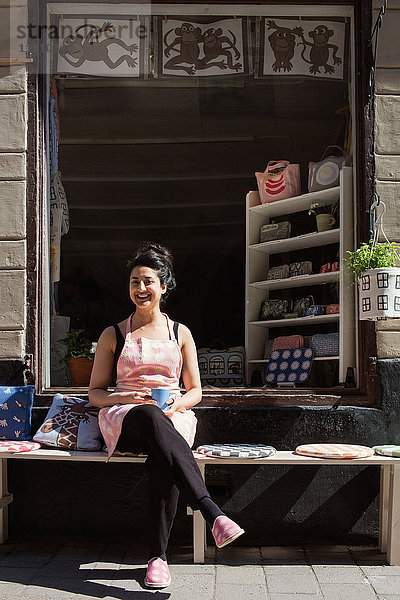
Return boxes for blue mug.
[151,388,170,411]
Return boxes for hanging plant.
[346,196,400,321]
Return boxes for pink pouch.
[272,335,304,351]
[255,161,301,204]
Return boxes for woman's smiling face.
[129,266,166,309]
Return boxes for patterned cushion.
[266,348,313,384]
[295,443,374,459]
[33,394,102,451]
[0,441,41,453]
[373,445,400,457]
[0,385,35,441]
[196,444,276,458]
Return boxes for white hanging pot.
[358,267,400,320]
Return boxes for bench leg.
[379,465,390,553]
[0,459,12,543]
[387,465,400,566]
[193,463,206,564]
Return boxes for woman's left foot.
[212,515,245,548]
[144,557,171,588]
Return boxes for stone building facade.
[0,0,399,543]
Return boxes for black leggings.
[116,404,211,558]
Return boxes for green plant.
[308,201,338,217]
[346,241,400,278]
[59,329,94,362]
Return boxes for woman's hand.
[118,391,155,405]
[164,396,186,418]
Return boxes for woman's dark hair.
[127,242,176,298]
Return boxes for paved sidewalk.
[0,538,399,599]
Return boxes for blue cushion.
[265,348,313,385]
[33,394,102,451]
[0,385,35,440]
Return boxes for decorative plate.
[295,443,374,459]
[0,441,41,453]
[196,444,276,459]
[373,445,400,457]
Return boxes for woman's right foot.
[144,557,171,588]
[212,516,245,548]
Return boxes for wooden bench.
[0,449,399,565]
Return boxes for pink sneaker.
[144,557,171,588]
[212,515,245,549]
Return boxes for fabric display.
[265,348,313,385]
[0,386,35,441]
[320,262,340,273]
[49,82,59,181]
[260,221,291,243]
[311,333,339,357]
[373,445,400,457]
[292,296,314,317]
[272,335,303,351]
[0,441,41,453]
[255,161,301,204]
[304,305,325,317]
[154,17,250,78]
[196,444,276,459]
[33,394,102,451]
[308,146,347,192]
[259,298,290,320]
[331,261,340,271]
[326,304,340,314]
[295,443,374,459]
[197,346,244,387]
[289,261,313,277]
[50,172,70,284]
[267,264,289,280]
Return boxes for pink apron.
[98,313,197,458]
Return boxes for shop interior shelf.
[249,186,340,218]
[249,314,340,328]
[250,228,340,255]
[248,356,340,363]
[249,271,340,291]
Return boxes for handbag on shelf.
[292,295,314,317]
[289,261,313,277]
[259,299,290,321]
[267,264,289,281]
[255,161,301,204]
[308,146,347,192]
[272,335,304,351]
[260,221,291,243]
[326,304,340,314]
[304,305,326,317]
[311,333,340,357]
[264,339,275,359]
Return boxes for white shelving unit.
[245,167,356,386]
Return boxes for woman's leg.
[121,404,210,508]
[146,454,179,560]
[120,405,243,551]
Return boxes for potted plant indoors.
[347,241,400,320]
[60,328,96,386]
[308,201,338,232]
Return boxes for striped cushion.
[295,443,374,459]
[373,445,400,457]
[196,444,276,459]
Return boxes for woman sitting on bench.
[88,241,244,589]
